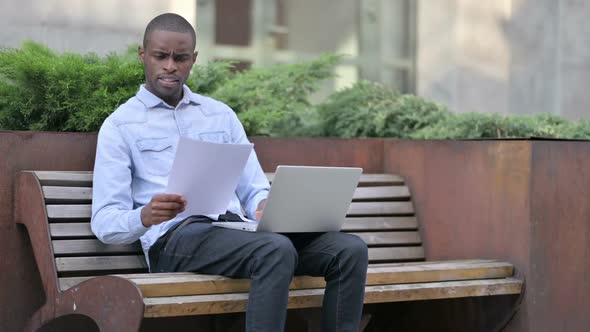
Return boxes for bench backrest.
[22,171,424,292]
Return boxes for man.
[91,13,368,332]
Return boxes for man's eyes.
[174,55,190,61]
[152,53,190,61]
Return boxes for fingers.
[153,194,187,204]
[141,194,188,227]
[254,199,266,220]
[151,201,185,212]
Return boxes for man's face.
[139,30,197,107]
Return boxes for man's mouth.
[158,76,180,87]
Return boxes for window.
[196,0,416,94]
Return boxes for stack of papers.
[165,137,253,217]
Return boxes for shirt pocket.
[198,131,230,144]
[136,137,175,176]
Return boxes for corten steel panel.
[383,139,531,264]
[383,139,532,331]
[251,137,385,173]
[0,131,98,332]
[365,295,521,331]
[529,141,590,332]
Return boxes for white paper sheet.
[165,137,253,216]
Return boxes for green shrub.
[412,112,590,139]
[1,41,589,140]
[315,80,450,138]
[0,42,144,131]
[0,42,337,135]
[211,54,339,136]
[186,60,236,96]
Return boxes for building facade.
[1,0,588,119]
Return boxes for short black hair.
[143,13,196,49]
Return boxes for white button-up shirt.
[91,84,269,264]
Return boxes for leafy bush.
[211,54,338,136]
[1,41,589,140]
[412,112,590,139]
[313,80,590,140]
[186,60,235,96]
[0,42,143,131]
[314,80,450,138]
[0,42,337,135]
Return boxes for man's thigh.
[153,222,294,276]
[287,232,367,277]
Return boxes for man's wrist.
[128,207,150,239]
[140,206,150,227]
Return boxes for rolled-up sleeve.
[229,111,270,219]
[91,119,149,244]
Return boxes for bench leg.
[359,314,372,331]
[26,276,145,332]
[24,303,54,332]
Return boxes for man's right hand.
[141,194,187,227]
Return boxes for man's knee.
[258,233,298,269]
[341,233,369,267]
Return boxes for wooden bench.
[15,170,524,331]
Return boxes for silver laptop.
[212,165,362,232]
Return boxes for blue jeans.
[148,217,368,332]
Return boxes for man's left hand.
[255,199,266,220]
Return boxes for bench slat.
[347,202,414,216]
[351,232,421,246]
[47,205,91,219]
[58,260,513,291]
[50,223,93,238]
[54,246,423,274]
[55,256,148,272]
[48,217,420,239]
[43,186,92,203]
[342,217,418,231]
[50,232,419,257]
[52,240,142,255]
[129,260,515,297]
[116,259,500,279]
[48,217,419,238]
[368,247,424,262]
[142,278,523,317]
[46,201,415,220]
[41,185,411,203]
[34,171,93,187]
[353,186,410,201]
[34,171,404,187]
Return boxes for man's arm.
[228,111,270,220]
[91,119,189,244]
[90,120,158,244]
[91,119,147,244]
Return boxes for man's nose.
[163,57,177,72]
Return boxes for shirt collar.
[136,84,200,109]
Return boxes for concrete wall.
[417,0,590,120]
[0,0,195,55]
[282,0,359,97]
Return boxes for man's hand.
[141,194,187,227]
[255,199,267,220]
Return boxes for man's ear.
[192,51,198,64]
[138,46,145,64]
